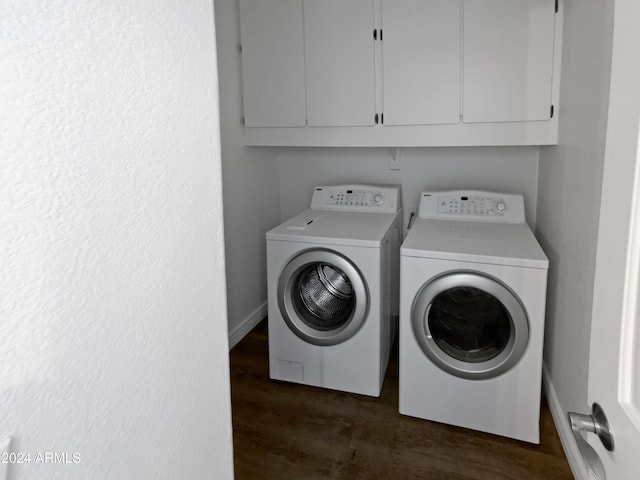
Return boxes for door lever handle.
[568,402,614,451]
[567,403,614,480]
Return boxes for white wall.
[278,147,540,228]
[536,0,614,417]
[1,2,234,479]
[214,0,281,343]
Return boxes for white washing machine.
[399,191,548,443]
[267,185,401,397]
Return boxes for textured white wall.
[536,0,614,412]
[1,1,234,479]
[278,147,539,228]
[214,0,281,338]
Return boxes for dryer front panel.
[411,271,529,380]
[278,249,369,346]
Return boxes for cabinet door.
[382,0,461,126]
[239,0,306,127]
[463,0,556,123]
[304,0,376,127]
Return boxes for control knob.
[496,201,507,212]
[373,194,384,205]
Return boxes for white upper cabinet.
[381,0,461,126]
[304,0,376,127]
[238,0,562,145]
[463,0,556,123]
[238,0,306,127]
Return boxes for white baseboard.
[542,363,589,480]
[228,301,267,350]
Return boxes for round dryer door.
[278,249,369,346]
[411,271,529,380]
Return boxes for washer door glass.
[412,272,529,380]
[278,249,369,346]
[293,263,355,331]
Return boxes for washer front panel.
[411,271,529,380]
[278,249,369,346]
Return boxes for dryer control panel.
[418,191,525,223]
[311,185,400,213]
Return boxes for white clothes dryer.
[267,185,401,397]
[399,191,548,443]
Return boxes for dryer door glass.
[412,272,529,380]
[428,286,510,363]
[278,249,369,346]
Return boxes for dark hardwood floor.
[230,320,573,480]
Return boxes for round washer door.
[411,271,529,380]
[278,249,369,346]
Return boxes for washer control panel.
[419,191,525,223]
[311,185,400,213]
